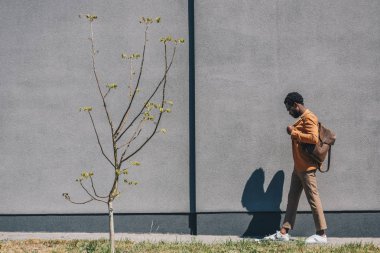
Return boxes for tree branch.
[115,46,177,143]
[80,180,108,204]
[104,88,112,98]
[118,118,145,165]
[88,112,115,168]
[65,198,93,205]
[118,118,145,150]
[89,175,109,198]
[128,58,134,98]
[70,199,93,204]
[89,21,115,136]
[121,43,170,163]
[115,25,149,137]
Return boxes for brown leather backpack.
[301,123,336,173]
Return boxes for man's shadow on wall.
[241,168,284,238]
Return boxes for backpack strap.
[318,146,331,173]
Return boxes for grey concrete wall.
[195,0,380,212]
[197,212,380,237]
[1,212,379,236]
[0,214,190,234]
[1,0,380,235]
[0,0,189,214]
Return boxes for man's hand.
[287,125,294,135]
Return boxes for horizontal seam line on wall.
[1,210,380,216]
[197,210,380,214]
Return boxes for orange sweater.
[290,109,319,172]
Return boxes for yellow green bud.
[165,100,174,106]
[106,83,118,89]
[85,14,97,22]
[79,106,93,112]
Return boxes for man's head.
[284,92,304,118]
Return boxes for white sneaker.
[263,231,290,241]
[305,234,327,244]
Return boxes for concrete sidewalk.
[1,233,380,246]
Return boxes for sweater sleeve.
[291,114,319,144]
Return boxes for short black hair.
[284,92,304,106]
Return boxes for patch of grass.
[0,239,379,253]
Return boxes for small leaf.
[165,100,174,106]
[155,17,161,23]
[79,106,93,112]
[131,161,141,166]
[81,172,89,179]
[85,14,97,22]
[106,83,118,89]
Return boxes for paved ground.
[1,233,380,246]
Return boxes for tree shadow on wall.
[241,168,284,238]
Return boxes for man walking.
[264,92,327,244]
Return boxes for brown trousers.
[282,170,327,231]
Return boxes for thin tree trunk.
[108,201,115,253]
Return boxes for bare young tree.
[62,14,184,253]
